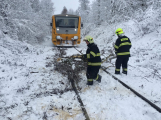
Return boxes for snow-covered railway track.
[68,66,161,120]
[101,66,161,113]
[69,79,90,120]
[55,47,161,119]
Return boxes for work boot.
[115,71,120,74]
[122,71,127,75]
[86,81,93,85]
[96,75,102,83]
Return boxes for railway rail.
[69,66,161,120]
[101,66,161,113]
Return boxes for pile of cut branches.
[54,48,87,85]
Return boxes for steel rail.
[69,79,90,120]
[101,66,161,113]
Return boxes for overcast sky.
[52,0,94,14]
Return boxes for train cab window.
[55,16,79,28]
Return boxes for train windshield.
[55,17,79,28]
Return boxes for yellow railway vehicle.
[51,14,82,46]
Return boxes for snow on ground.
[78,71,161,120]
[0,36,84,120]
[1,19,161,120]
[82,20,161,109]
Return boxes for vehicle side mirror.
[81,23,83,28]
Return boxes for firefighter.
[114,28,132,75]
[82,35,102,85]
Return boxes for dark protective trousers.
[86,66,101,85]
[115,56,129,74]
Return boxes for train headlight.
[74,36,78,40]
[56,36,61,39]
[75,29,77,31]
[57,28,59,31]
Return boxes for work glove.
[81,55,87,62]
[71,54,87,62]
[72,55,82,58]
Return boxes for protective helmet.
[115,28,124,35]
[83,35,94,44]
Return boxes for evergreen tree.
[90,1,97,24]
[30,0,40,12]
[78,0,90,23]
[68,9,75,15]
[61,6,68,14]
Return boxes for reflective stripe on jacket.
[83,43,101,66]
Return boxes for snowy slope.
[82,20,161,109]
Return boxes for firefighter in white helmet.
[82,35,102,85]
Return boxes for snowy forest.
[0,0,161,43]
[1,0,161,120]
[0,0,54,44]
[1,0,161,44]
